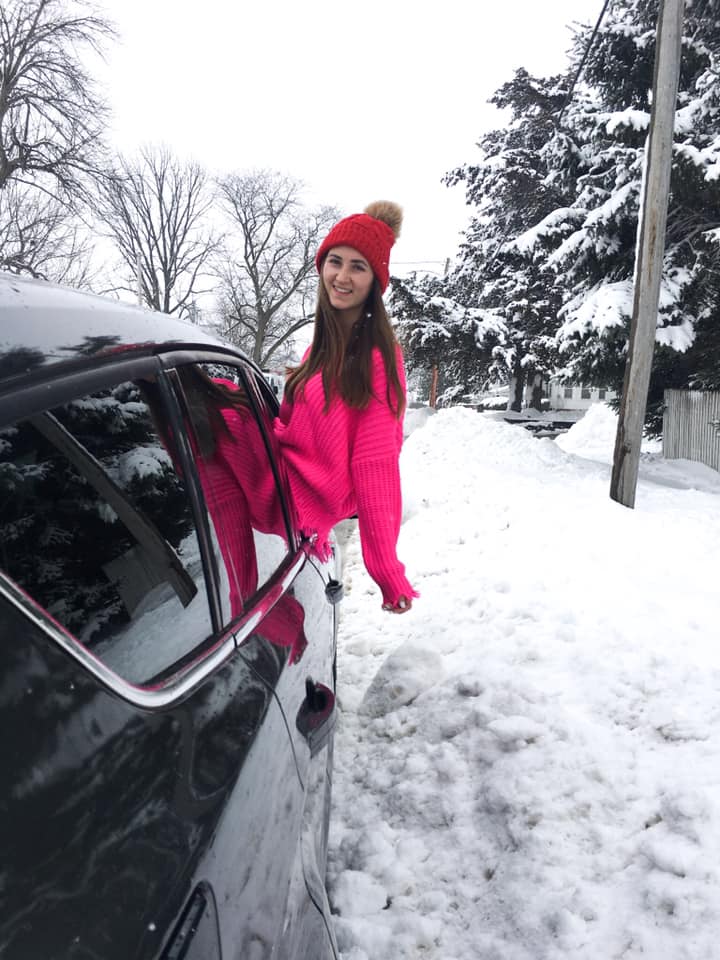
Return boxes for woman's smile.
[322,245,374,316]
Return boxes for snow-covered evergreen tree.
[398,69,578,411]
[445,68,581,409]
[390,273,505,406]
[518,0,720,428]
[404,1,720,428]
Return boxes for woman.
[275,201,418,614]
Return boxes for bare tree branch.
[0,1,115,282]
[0,0,116,196]
[214,169,338,366]
[0,179,96,285]
[93,145,220,317]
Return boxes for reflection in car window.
[0,381,213,685]
[172,363,290,624]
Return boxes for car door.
[164,355,339,959]
[0,357,328,960]
[239,361,340,939]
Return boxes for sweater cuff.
[379,576,420,608]
[352,456,417,606]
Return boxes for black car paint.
[0,273,338,959]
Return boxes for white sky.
[97,0,603,277]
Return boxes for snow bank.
[555,402,618,462]
[328,406,720,960]
[404,405,437,438]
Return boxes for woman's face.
[321,246,374,315]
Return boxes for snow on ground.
[327,403,720,960]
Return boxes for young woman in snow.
[275,201,417,614]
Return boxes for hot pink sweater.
[274,347,417,606]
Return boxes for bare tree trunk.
[507,355,525,413]
[527,372,544,411]
[0,0,116,280]
[0,0,115,193]
[94,146,218,316]
[0,182,95,285]
[215,171,339,364]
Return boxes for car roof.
[0,271,238,391]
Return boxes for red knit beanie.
[315,201,403,294]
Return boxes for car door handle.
[296,678,336,757]
[325,578,343,605]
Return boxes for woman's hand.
[382,596,412,614]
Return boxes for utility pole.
[610,0,685,507]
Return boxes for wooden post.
[610,0,685,507]
[429,364,439,408]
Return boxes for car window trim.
[0,546,308,708]
[210,545,309,651]
[157,348,265,376]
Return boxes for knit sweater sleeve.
[351,347,418,606]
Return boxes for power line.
[557,0,615,124]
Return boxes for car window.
[0,379,213,685]
[170,362,291,625]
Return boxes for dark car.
[0,272,340,960]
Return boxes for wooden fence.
[663,389,720,472]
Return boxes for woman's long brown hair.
[285,276,405,418]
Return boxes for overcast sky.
[98,0,603,277]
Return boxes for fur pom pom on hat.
[315,201,403,294]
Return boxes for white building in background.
[475,379,617,412]
[547,381,617,411]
